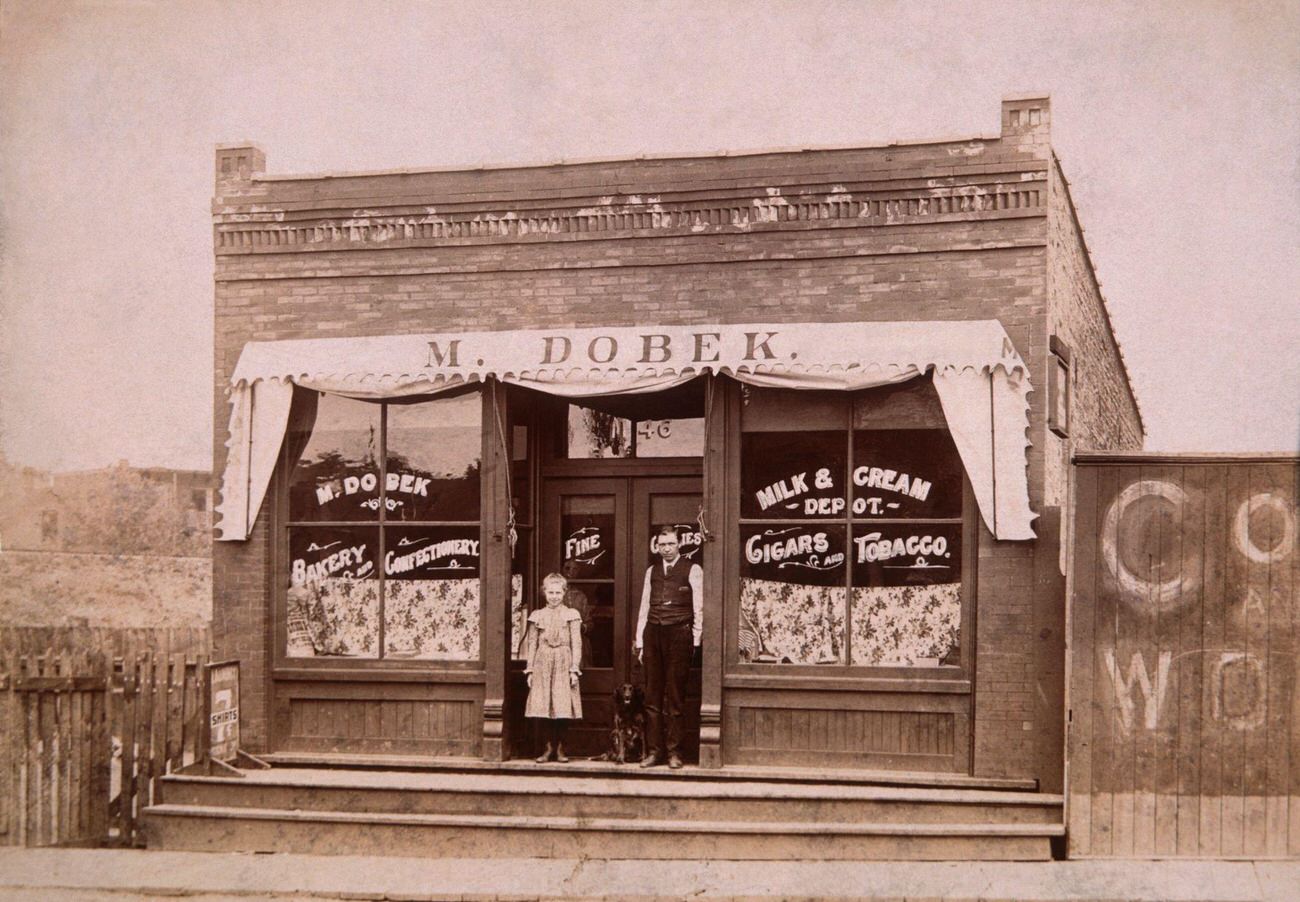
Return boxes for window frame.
[270,387,487,678]
[508,387,540,662]
[726,383,977,687]
[1048,334,1072,439]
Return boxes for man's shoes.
[667,753,684,770]
[639,751,662,768]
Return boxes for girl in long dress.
[524,572,584,762]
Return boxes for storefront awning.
[216,321,1036,542]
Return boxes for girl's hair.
[541,572,567,591]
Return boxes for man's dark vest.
[647,557,694,627]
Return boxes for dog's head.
[613,682,644,713]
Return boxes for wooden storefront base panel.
[273,680,485,757]
[1067,456,1299,859]
[723,687,970,773]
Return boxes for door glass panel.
[648,493,705,567]
[564,581,614,669]
[560,496,615,580]
[650,521,704,566]
[558,494,615,669]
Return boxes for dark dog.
[608,682,646,764]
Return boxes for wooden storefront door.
[522,475,703,759]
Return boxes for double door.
[525,475,703,759]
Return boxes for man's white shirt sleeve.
[690,563,704,646]
[634,567,652,648]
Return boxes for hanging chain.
[490,380,518,552]
[697,374,716,543]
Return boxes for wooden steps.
[144,765,1064,861]
[259,751,1041,791]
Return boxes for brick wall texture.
[1045,154,1145,510]
[211,98,1139,785]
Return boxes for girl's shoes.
[554,744,569,763]
[535,744,554,763]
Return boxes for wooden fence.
[1068,454,1298,858]
[0,626,210,847]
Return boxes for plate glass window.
[738,383,966,669]
[284,391,482,661]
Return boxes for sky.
[1,0,1297,473]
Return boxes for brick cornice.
[214,171,1047,257]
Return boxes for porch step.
[157,767,1063,825]
[144,766,1063,860]
[143,802,1061,860]
[260,751,1040,791]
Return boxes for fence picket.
[89,685,108,844]
[147,650,160,804]
[17,672,30,846]
[135,653,151,814]
[30,659,46,845]
[72,652,86,846]
[119,652,138,846]
[168,652,184,774]
[182,658,198,769]
[0,647,11,840]
[56,653,71,844]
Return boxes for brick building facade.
[209,94,1140,792]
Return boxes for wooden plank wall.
[1067,457,1298,858]
[0,626,210,848]
[722,687,970,772]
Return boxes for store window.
[738,381,966,669]
[283,390,481,662]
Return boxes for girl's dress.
[524,605,584,719]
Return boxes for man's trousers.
[642,621,693,756]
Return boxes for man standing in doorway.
[634,525,703,769]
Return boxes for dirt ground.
[0,550,210,627]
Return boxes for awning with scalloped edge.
[215,320,1036,542]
